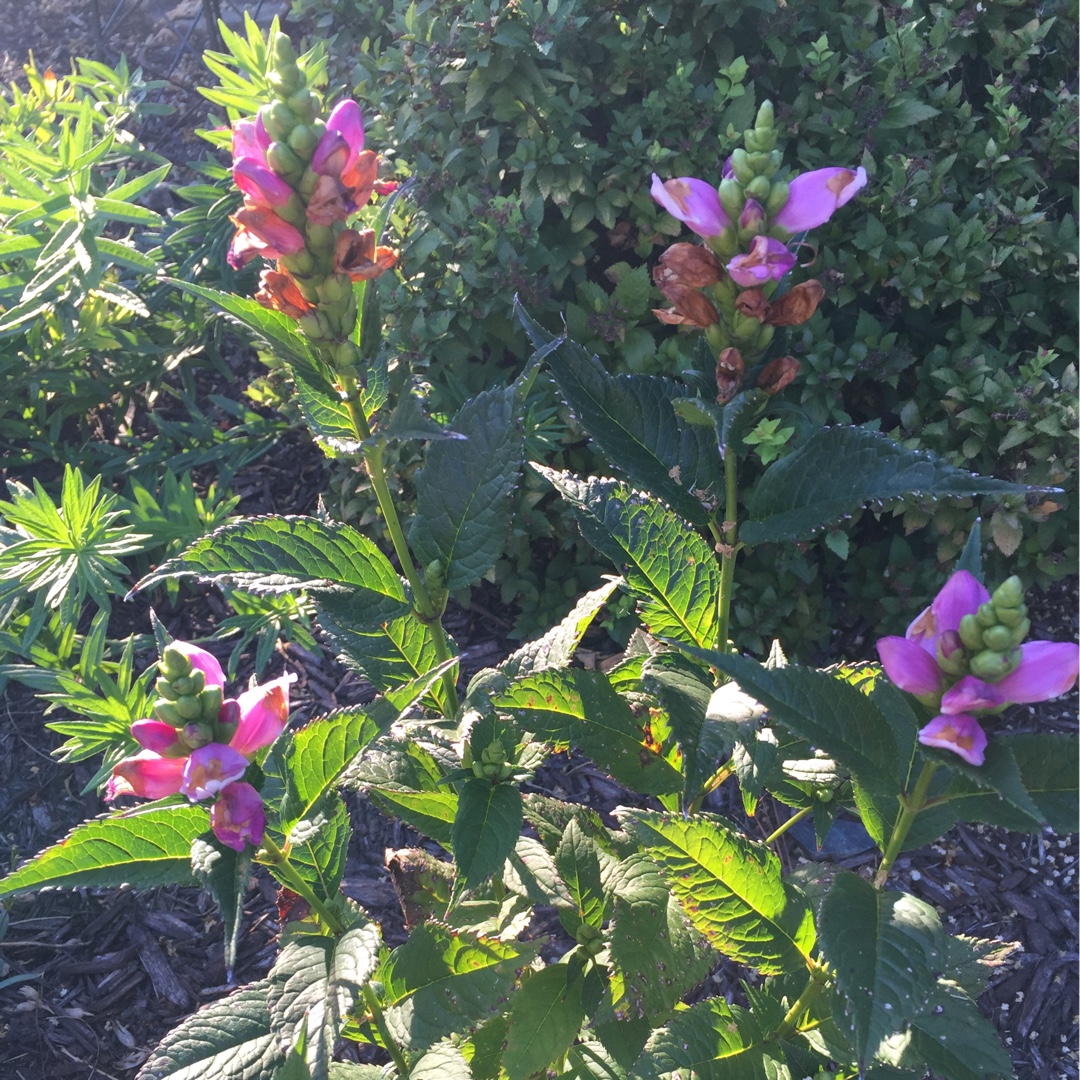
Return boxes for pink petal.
[930,570,990,638]
[210,782,266,851]
[994,641,1080,704]
[131,719,181,753]
[230,675,294,756]
[106,752,186,801]
[227,226,270,269]
[170,642,226,692]
[233,158,293,208]
[650,174,729,238]
[231,207,306,256]
[772,166,868,233]
[232,118,269,165]
[877,635,944,696]
[726,235,797,287]
[313,99,365,176]
[917,714,988,766]
[941,675,1003,715]
[181,743,249,801]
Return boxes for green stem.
[873,760,938,889]
[257,833,344,935]
[339,372,459,716]
[714,447,740,654]
[774,960,831,1041]
[362,982,411,1077]
[687,762,734,815]
[763,804,813,846]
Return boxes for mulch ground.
[0,4,1077,1079]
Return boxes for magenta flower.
[210,782,266,852]
[106,751,186,801]
[227,207,306,270]
[650,174,731,238]
[130,719,182,754]
[772,166,867,234]
[229,676,292,756]
[312,99,365,178]
[181,743,250,800]
[877,570,1078,766]
[233,158,293,209]
[726,235,798,286]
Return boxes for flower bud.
[981,624,1014,652]
[266,142,304,182]
[279,248,315,277]
[159,644,193,681]
[287,124,320,160]
[181,723,214,750]
[754,99,775,133]
[175,695,203,721]
[957,613,985,651]
[715,347,745,404]
[200,684,224,724]
[214,699,241,745]
[756,355,800,395]
[747,152,772,174]
[1008,617,1030,647]
[718,178,746,220]
[935,630,968,676]
[729,149,756,185]
[969,648,1022,682]
[287,88,318,123]
[155,676,179,701]
[260,101,296,144]
[738,198,766,233]
[745,175,771,202]
[975,602,998,629]
[995,603,1027,628]
[153,699,185,727]
[991,575,1024,611]
[764,180,790,217]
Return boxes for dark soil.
[0,5,1077,1080]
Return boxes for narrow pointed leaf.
[741,426,1045,546]
[191,835,251,981]
[503,965,585,1080]
[623,811,815,975]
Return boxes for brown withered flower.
[716,347,745,404]
[255,268,316,320]
[756,355,801,395]
[735,280,825,327]
[654,242,725,289]
[653,283,720,328]
[333,227,399,281]
[734,288,771,322]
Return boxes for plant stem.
[763,804,813,846]
[873,760,938,889]
[774,959,831,1041]
[362,982,411,1077]
[687,762,735,815]
[714,448,740,655]
[258,833,344,935]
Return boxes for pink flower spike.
[232,118,270,164]
[994,640,1080,704]
[233,158,293,208]
[106,752,186,801]
[170,642,227,692]
[210,782,266,851]
[917,714,988,766]
[772,166,868,233]
[726,235,797,286]
[131,719,181,754]
[230,675,294,757]
[313,99,365,177]
[877,635,945,697]
[940,675,1003,716]
[181,743,249,801]
[650,174,730,238]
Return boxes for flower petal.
[930,570,990,638]
[941,675,1003,715]
[230,675,293,757]
[181,743,249,800]
[170,642,226,691]
[232,118,269,164]
[312,99,365,177]
[994,641,1080,704]
[106,752,186,801]
[918,714,988,766]
[877,635,944,696]
[131,719,182,753]
[726,235,797,287]
[233,158,293,208]
[230,207,306,257]
[650,174,729,238]
[772,166,868,233]
[210,782,266,851]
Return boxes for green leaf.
[819,871,946,1068]
[631,997,788,1080]
[493,669,682,797]
[740,427,1042,546]
[135,515,408,627]
[556,818,607,931]
[380,923,536,1052]
[536,470,719,650]
[411,1040,474,1080]
[409,384,524,592]
[294,372,361,454]
[500,577,622,679]
[452,780,523,893]
[519,310,720,525]
[502,965,585,1080]
[679,648,900,797]
[906,983,1014,1080]
[0,804,206,897]
[283,792,351,902]
[504,836,574,908]
[623,811,815,975]
[191,835,251,981]
[607,854,714,1017]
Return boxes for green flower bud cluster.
[713,99,785,242]
[946,576,1029,684]
[574,921,605,956]
[153,645,234,752]
[260,33,324,183]
[469,740,516,782]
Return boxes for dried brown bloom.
[756,355,801,395]
[333,227,399,281]
[255,268,315,320]
[734,288,771,322]
[655,243,724,288]
[653,283,720,328]
[765,280,825,327]
[716,347,745,404]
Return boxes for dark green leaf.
[452,780,523,892]
[191,835,251,981]
[503,964,585,1080]
[906,982,1014,1080]
[929,738,1045,829]
[410,1041,474,1080]
[282,792,351,902]
[556,818,607,931]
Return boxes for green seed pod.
[729,148,756,185]
[159,644,193,681]
[975,602,998,628]
[175,695,203,721]
[153,699,185,727]
[996,603,1027,628]
[717,177,746,221]
[957,613,985,651]
[745,175,771,201]
[981,624,1013,652]
[287,123,319,160]
[266,141,304,182]
[200,684,223,724]
[155,676,179,701]
[992,575,1024,611]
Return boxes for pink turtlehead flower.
[106,751,186,801]
[233,158,293,209]
[181,743,249,801]
[650,174,730,239]
[229,676,294,757]
[227,207,306,270]
[231,116,271,164]
[210,781,266,851]
[772,166,867,234]
[130,719,181,754]
[312,99,365,178]
[917,714,988,766]
[169,642,227,692]
[726,235,797,286]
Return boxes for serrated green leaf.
[563,1041,627,1080]
[411,1040,474,1080]
[191,835,251,981]
[135,516,408,628]
[294,373,361,454]
[623,811,815,975]
[556,818,606,931]
[631,997,789,1080]
[381,923,535,1052]
[906,982,1014,1080]
[493,669,682,797]
[410,385,523,592]
[283,792,351,902]
[741,427,1042,546]
[536,470,719,650]
[819,872,946,1068]
[504,836,574,908]
[0,804,206,897]
[680,648,900,797]
[518,311,720,525]
[927,738,1045,829]
[503,964,585,1080]
[452,780,523,892]
[608,854,714,1018]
